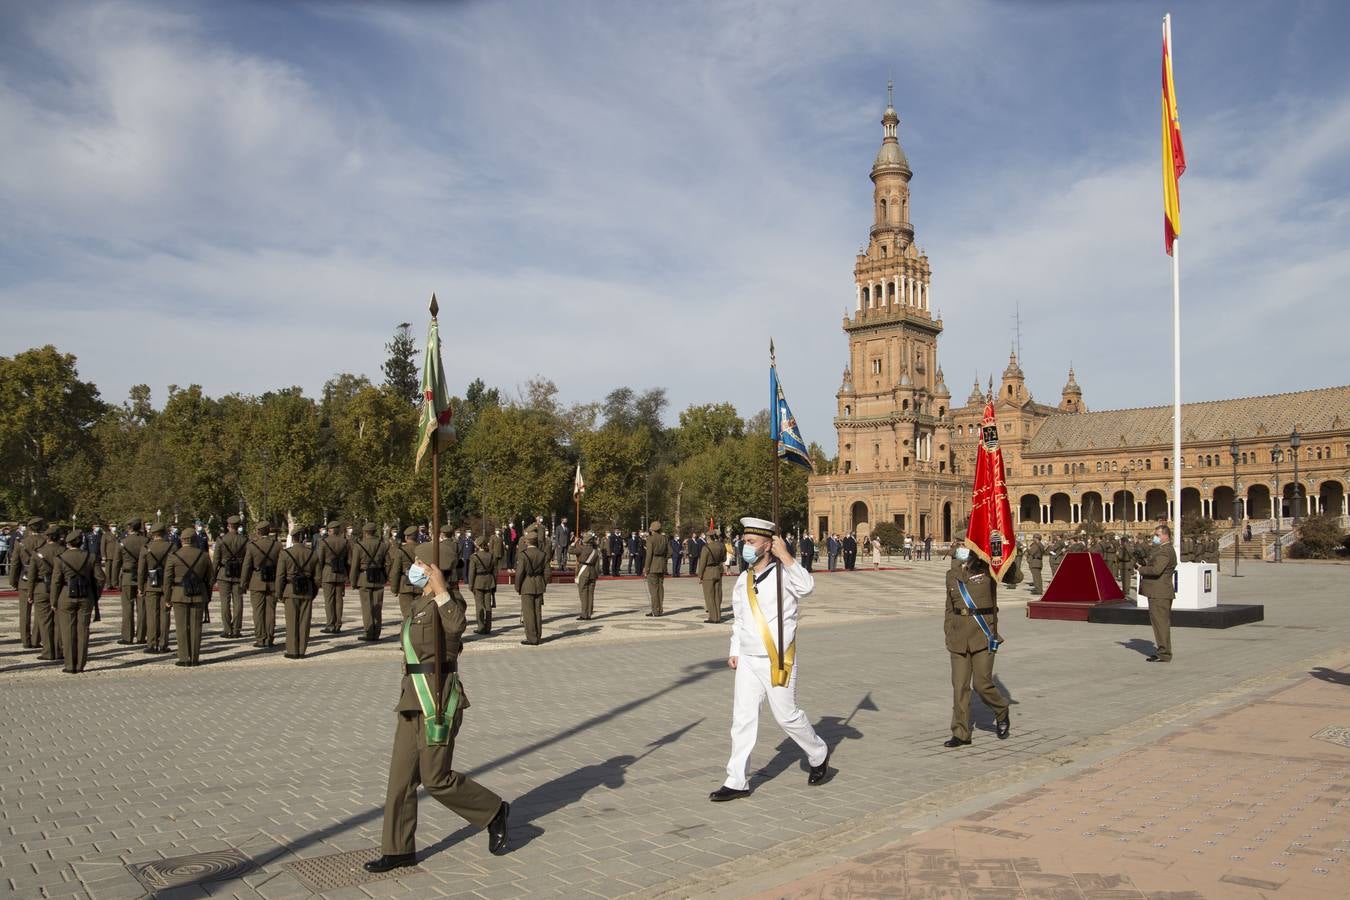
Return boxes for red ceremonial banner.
[965,399,1017,580]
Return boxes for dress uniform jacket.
[1138,543,1177,600]
[165,544,213,664]
[213,530,248,583]
[513,544,549,644]
[240,533,282,592]
[467,549,497,592]
[29,537,59,656]
[389,540,422,618]
[944,566,1000,653]
[274,544,318,601]
[349,536,389,590]
[316,534,349,585]
[137,536,174,650]
[643,531,670,576]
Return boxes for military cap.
[255,521,270,534]
[126,517,143,530]
[291,527,308,539]
[739,517,777,537]
[227,515,241,526]
[27,516,45,528]
[46,523,65,539]
[404,526,419,539]
[327,519,341,529]
[66,529,85,546]
[649,520,662,532]
[362,522,377,534]
[440,524,455,536]
[149,521,167,535]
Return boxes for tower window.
[871,359,882,375]
[881,245,887,258]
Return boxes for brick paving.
[0,560,1346,899]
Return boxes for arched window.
[938,406,945,417]
[843,405,851,416]
[1111,460,1118,471]
[879,198,887,221]
[1147,459,1153,470]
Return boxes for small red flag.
[965,399,1018,580]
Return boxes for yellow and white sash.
[744,568,795,687]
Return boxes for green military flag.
[414,294,455,471]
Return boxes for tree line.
[0,335,824,535]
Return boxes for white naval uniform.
[722,560,828,791]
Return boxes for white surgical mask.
[407,564,429,588]
[954,547,970,562]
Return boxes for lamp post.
[1271,446,1283,563]
[1229,437,1240,576]
[1290,428,1302,527]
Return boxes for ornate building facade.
[807,98,1350,542]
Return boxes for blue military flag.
[770,348,813,472]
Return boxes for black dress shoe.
[284,653,300,659]
[1145,655,1160,662]
[996,718,1011,740]
[709,786,751,802]
[174,661,189,667]
[142,648,156,654]
[943,737,972,748]
[362,853,415,874]
[644,612,653,617]
[116,639,133,645]
[808,753,831,785]
[487,801,510,855]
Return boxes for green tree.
[0,345,106,518]
[462,404,569,525]
[576,424,654,529]
[382,323,419,406]
[674,402,743,459]
[1290,513,1347,559]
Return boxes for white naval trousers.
[723,654,828,790]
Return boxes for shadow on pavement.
[1310,666,1350,685]
[1118,638,1156,658]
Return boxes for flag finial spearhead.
[429,293,439,318]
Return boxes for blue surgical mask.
[741,544,760,564]
[1152,535,1162,545]
[407,564,429,588]
[954,547,970,562]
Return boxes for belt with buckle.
[952,607,997,616]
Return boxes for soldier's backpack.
[177,552,205,597]
[284,549,314,596]
[62,558,91,600]
[144,546,167,590]
[257,538,277,583]
[359,541,386,584]
[223,538,243,579]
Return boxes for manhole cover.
[128,849,254,891]
[286,848,422,891]
[1311,726,1350,749]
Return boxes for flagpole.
[1172,237,1182,539]
[428,295,445,731]
[770,340,784,682]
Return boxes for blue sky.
[2,0,1348,446]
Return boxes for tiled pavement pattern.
[0,561,1346,898]
[755,669,1350,899]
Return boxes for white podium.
[1135,562,1218,610]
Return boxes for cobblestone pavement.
[1,561,1346,898]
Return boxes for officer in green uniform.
[487,528,505,574]
[30,524,63,660]
[276,527,318,659]
[573,533,600,620]
[8,516,46,649]
[943,547,1010,747]
[414,529,468,613]
[316,519,349,635]
[696,529,727,622]
[466,540,497,634]
[362,563,509,874]
[99,523,117,620]
[212,515,248,638]
[240,523,281,648]
[643,520,670,617]
[390,526,422,620]
[137,522,173,654]
[1025,535,1045,595]
[1115,535,1133,596]
[52,529,104,674]
[513,534,548,645]
[165,530,214,666]
[349,522,388,642]
[1048,536,1065,575]
[1137,524,1178,663]
[113,518,147,645]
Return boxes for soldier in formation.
[696,529,727,622]
[8,516,45,649]
[165,529,213,666]
[213,515,248,639]
[943,543,1011,747]
[139,522,174,654]
[317,519,350,635]
[112,518,146,645]
[466,538,497,634]
[1025,534,1045,595]
[240,523,280,648]
[643,521,670,617]
[514,533,548,645]
[350,522,388,642]
[574,532,600,620]
[52,528,104,674]
[277,527,318,659]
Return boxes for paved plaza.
[2,560,1348,898]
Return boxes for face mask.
[407,564,429,588]
[1152,535,1162,545]
[741,544,761,564]
[954,547,970,562]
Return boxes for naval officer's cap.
[739,517,777,537]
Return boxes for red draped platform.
[1026,552,1125,621]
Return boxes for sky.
[3,0,1349,447]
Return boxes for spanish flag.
[1162,14,1186,256]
